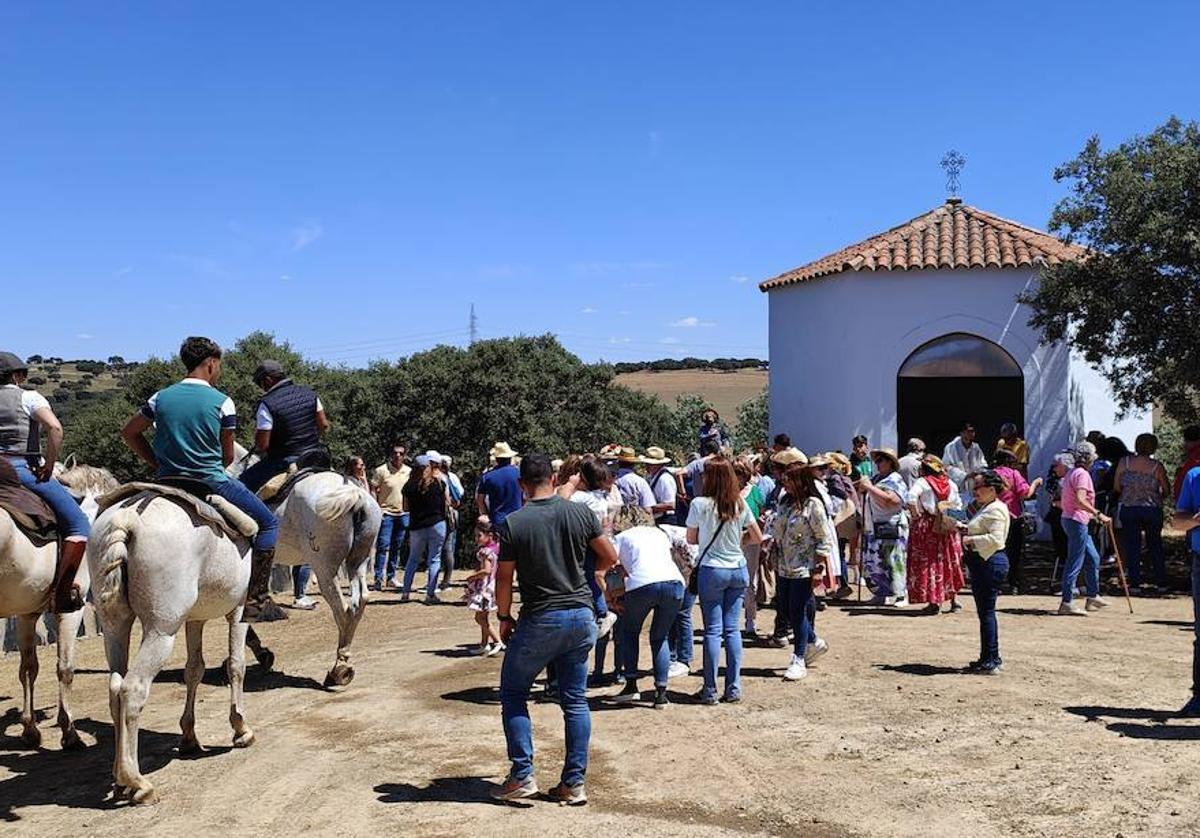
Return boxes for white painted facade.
[765,265,1151,482]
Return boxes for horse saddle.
[0,458,58,546]
[257,465,334,506]
[97,480,259,541]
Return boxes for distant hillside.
[613,357,766,374]
[21,358,129,421]
[615,367,767,424]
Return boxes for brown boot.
[49,540,87,614]
[241,547,288,623]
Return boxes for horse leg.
[316,564,358,687]
[103,613,134,795]
[54,609,87,750]
[15,615,41,748]
[117,628,177,804]
[226,613,254,747]
[179,621,205,754]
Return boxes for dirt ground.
[3,567,1200,838]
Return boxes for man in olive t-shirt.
[492,453,617,806]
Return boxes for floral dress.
[465,542,499,612]
[864,472,909,599]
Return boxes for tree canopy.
[1022,117,1200,418]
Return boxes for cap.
[253,360,285,385]
[0,352,29,375]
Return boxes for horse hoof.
[130,784,158,805]
[61,729,87,752]
[256,649,275,672]
[233,729,255,748]
[20,725,42,748]
[323,665,354,688]
[179,738,202,755]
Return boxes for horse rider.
[119,337,285,623]
[0,351,91,612]
[238,359,330,494]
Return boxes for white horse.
[228,448,381,687]
[88,486,255,804]
[0,463,117,749]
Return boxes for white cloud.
[660,337,681,345]
[77,333,95,340]
[290,220,324,252]
[114,265,133,277]
[618,309,631,316]
[730,275,751,284]
[670,316,715,328]
[580,306,597,314]
[608,337,632,344]
[280,274,292,281]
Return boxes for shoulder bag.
[687,517,728,596]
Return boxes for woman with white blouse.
[958,470,1011,675]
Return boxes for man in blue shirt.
[1176,464,1200,716]
[121,337,285,623]
[476,441,523,531]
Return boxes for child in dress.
[465,519,503,656]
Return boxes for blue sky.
[3,2,1198,366]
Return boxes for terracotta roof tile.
[759,200,1087,291]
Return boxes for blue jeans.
[620,581,684,687]
[1061,518,1100,602]
[9,458,90,538]
[967,550,1008,666]
[697,564,748,700]
[374,513,409,582]
[669,590,697,666]
[776,576,814,659]
[1191,553,1200,696]
[403,521,446,598]
[239,457,293,493]
[293,565,311,599]
[1119,505,1166,587]
[500,607,598,786]
[208,477,279,550]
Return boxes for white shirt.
[256,397,324,431]
[646,467,677,508]
[942,437,987,484]
[1,384,50,416]
[906,476,963,515]
[570,489,612,533]
[614,526,684,593]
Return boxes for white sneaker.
[783,656,808,681]
[474,644,490,656]
[1086,597,1110,611]
[485,642,505,657]
[892,597,910,608]
[1058,601,1088,617]
[668,661,690,679]
[805,637,829,666]
[292,596,318,610]
[597,612,618,639]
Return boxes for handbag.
[687,518,728,596]
[656,525,697,582]
[872,521,901,540]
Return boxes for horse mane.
[57,463,119,495]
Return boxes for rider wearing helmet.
[0,351,91,612]
[238,359,329,493]
[119,337,285,623]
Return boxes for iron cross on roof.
[940,150,966,198]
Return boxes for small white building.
[760,198,1151,480]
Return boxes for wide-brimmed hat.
[490,441,519,460]
[0,352,29,375]
[617,446,639,464]
[922,454,947,474]
[870,448,900,469]
[598,444,621,460]
[771,447,808,467]
[805,454,832,469]
[641,446,671,465]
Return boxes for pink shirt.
[1061,467,1095,525]
[995,466,1029,518]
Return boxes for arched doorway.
[897,333,1024,459]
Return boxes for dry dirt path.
[3,580,1200,837]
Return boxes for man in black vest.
[240,360,330,493]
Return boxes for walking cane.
[1104,519,1134,615]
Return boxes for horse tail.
[97,508,137,606]
[315,485,365,522]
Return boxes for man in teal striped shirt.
[121,336,285,623]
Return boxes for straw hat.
[771,447,808,467]
[490,441,519,459]
[598,444,621,461]
[641,446,671,465]
[870,447,900,469]
[617,446,640,464]
[922,453,947,474]
[805,454,832,469]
